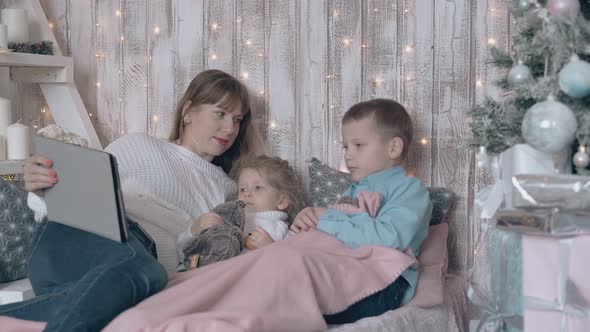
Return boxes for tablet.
[33,136,128,242]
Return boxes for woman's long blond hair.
[170,69,265,174]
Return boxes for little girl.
[181,155,304,268]
[237,155,305,250]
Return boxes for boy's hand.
[190,212,223,236]
[244,227,274,249]
[290,207,327,233]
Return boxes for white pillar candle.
[0,24,7,49]
[7,123,30,160]
[1,8,29,43]
[0,97,11,160]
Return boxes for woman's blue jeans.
[0,221,167,332]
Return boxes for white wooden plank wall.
[0,0,511,274]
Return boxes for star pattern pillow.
[0,180,41,282]
[307,158,454,225]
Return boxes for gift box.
[501,144,571,209]
[522,234,590,332]
[488,228,524,331]
[512,175,590,210]
[496,209,590,236]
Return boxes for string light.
[241,72,249,79]
[33,125,38,129]
[333,10,340,17]
[373,78,383,85]
[41,107,46,113]
[48,20,55,29]
[153,26,160,34]
[95,82,101,87]
[269,121,277,129]
[476,79,483,87]
[342,38,351,46]
[330,105,335,108]
[487,38,496,46]
[404,45,413,53]
[152,115,159,122]
[259,89,265,95]
[211,22,220,30]
[420,138,429,145]
[245,40,252,46]
[95,23,100,27]
[404,9,409,13]
[121,130,125,134]
[211,53,218,60]
[89,113,93,117]
[361,44,368,48]
[120,35,125,41]
[373,8,379,12]
[258,52,264,57]
[115,10,121,17]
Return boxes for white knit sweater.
[28,134,236,268]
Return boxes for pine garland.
[7,41,54,55]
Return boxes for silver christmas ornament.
[508,61,532,87]
[573,146,590,168]
[521,96,578,154]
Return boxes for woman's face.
[181,100,244,162]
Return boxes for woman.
[0,69,263,332]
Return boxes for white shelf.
[0,53,73,83]
[0,52,72,68]
[0,160,24,175]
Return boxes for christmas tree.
[468,0,590,175]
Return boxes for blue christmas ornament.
[559,55,590,98]
[521,96,578,154]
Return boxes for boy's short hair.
[235,155,305,223]
[342,98,413,160]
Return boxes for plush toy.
[182,200,246,269]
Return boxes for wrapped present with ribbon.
[512,175,590,210]
[467,227,524,332]
[522,234,590,331]
[496,209,590,236]
[476,144,568,219]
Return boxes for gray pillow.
[307,158,454,225]
[0,180,41,282]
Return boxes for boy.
[291,98,433,323]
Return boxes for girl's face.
[237,168,289,213]
[181,100,243,161]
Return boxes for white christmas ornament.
[521,96,577,153]
[573,145,590,168]
[508,61,532,87]
[559,55,590,98]
[476,146,489,169]
[510,0,534,17]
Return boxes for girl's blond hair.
[169,69,265,174]
[236,155,305,222]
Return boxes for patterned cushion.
[307,158,455,225]
[0,180,40,282]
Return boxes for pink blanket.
[1,231,415,332]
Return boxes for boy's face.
[342,116,401,181]
[237,168,288,213]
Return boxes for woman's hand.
[244,227,274,250]
[290,207,327,233]
[23,154,57,196]
[190,212,224,236]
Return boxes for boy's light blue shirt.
[316,165,432,304]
